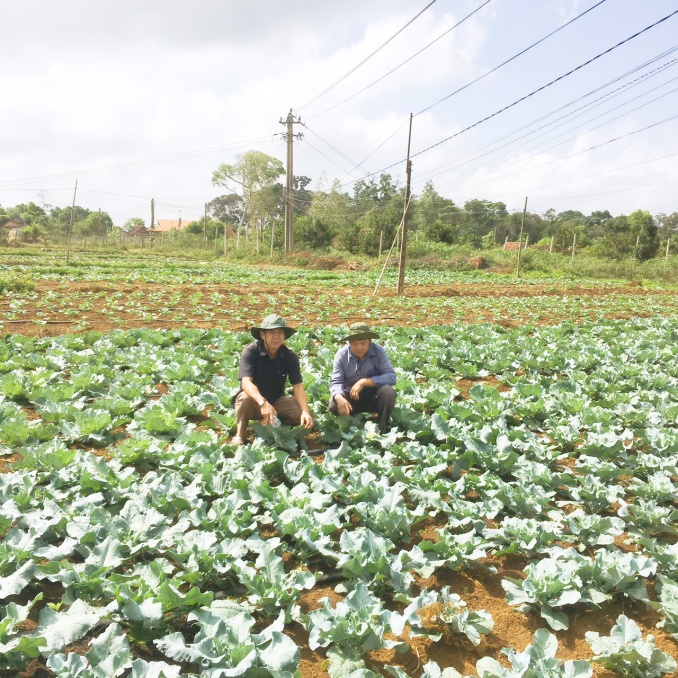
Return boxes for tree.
[655,212,678,240]
[501,211,548,247]
[77,211,113,238]
[185,216,223,241]
[212,151,285,237]
[594,215,633,259]
[629,210,659,261]
[351,174,398,209]
[460,199,507,247]
[293,175,314,216]
[413,181,460,243]
[304,178,349,250]
[123,217,145,232]
[50,205,91,239]
[208,194,244,228]
[584,210,612,241]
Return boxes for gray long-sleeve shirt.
[329,342,396,399]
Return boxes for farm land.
[1,250,678,677]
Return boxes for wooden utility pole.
[66,180,78,264]
[279,109,303,252]
[397,113,414,295]
[515,196,528,279]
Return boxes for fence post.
[571,233,576,260]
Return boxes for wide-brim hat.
[251,314,296,340]
[341,322,380,342]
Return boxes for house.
[4,216,26,242]
[127,224,150,239]
[116,224,150,242]
[151,218,194,234]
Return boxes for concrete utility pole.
[150,198,155,232]
[66,180,78,265]
[515,196,528,280]
[397,114,414,295]
[279,109,303,252]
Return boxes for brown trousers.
[234,391,303,440]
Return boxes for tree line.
[2,150,677,261]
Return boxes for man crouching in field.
[328,322,396,434]
[232,314,313,446]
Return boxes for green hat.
[341,322,380,343]
[251,314,296,340]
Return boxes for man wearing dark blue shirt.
[329,322,396,434]
[233,314,313,445]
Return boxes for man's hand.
[300,411,314,429]
[349,378,368,400]
[334,393,353,416]
[261,401,278,426]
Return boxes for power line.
[0,135,274,187]
[353,8,678,185]
[306,0,493,120]
[416,0,608,116]
[410,9,678,160]
[423,63,678,189]
[297,0,438,111]
[438,113,678,196]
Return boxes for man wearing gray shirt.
[328,322,396,434]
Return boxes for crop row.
[1,318,677,676]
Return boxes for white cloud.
[1,0,677,222]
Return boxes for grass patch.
[0,277,36,294]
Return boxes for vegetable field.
[1,255,678,677]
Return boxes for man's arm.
[241,376,277,425]
[329,347,347,399]
[330,347,353,414]
[369,345,397,386]
[292,383,313,428]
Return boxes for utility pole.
[515,196,528,280]
[66,180,78,265]
[397,113,414,295]
[150,198,155,232]
[279,109,303,252]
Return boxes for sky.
[1,0,677,225]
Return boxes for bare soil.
[2,279,676,337]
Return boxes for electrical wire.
[305,1,607,192]
[306,0,493,120]
[0,135,275,188]
[437,113,678,197]
[416,0,608,116]
[410,9,678,160]
[417,54,678,183]
[296,0,439,111]
[346,8,678,188]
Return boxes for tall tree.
[77,211,113,238]
[413,181,459,243]
[629,210,659,261]
[208,194,244,227]
[50,205,91,238]
[212,151,285,235]
[655,212,678,240]
[460,199,507,247]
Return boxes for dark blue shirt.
[238,340,302,403]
